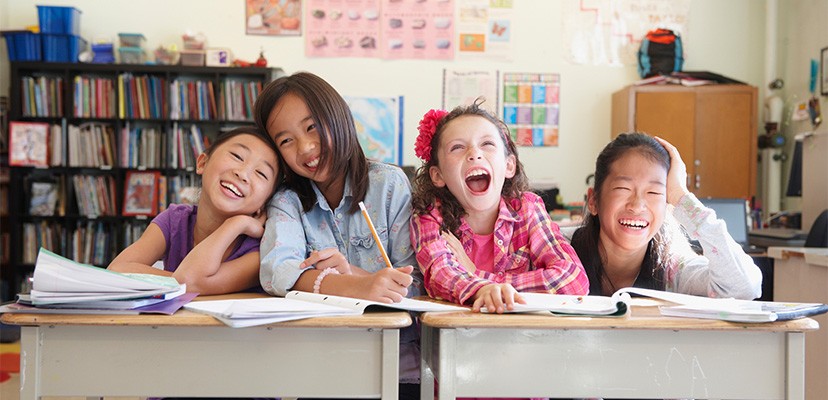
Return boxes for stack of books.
[1,248,195,315]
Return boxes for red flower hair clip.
[415,108,449,162]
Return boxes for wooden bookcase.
[611,84,758,199]
[2,62,282,301]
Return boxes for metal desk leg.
[381,328,400,400]
[787,332,805,400]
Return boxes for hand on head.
[472,283,525,313]
[654,136,690,205]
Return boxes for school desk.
[0,293,410,400]
[419,299,819,400]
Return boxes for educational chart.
[344,96,403,165]
[456,0,514,61]
[246,0,302,36]
[305,0,382,58]
[562,0,690,66]
[442,68,499,114]
[380,0,454,60]
[502,73,560,147]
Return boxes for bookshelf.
[3,62,282,301]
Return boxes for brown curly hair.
[411,98,529,235]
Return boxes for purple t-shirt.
[151,204,260,272]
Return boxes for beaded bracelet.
[313,268,340,294]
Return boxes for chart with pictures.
[502,72,560,147]
[305,0,382,58]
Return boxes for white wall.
[0,0,771,204]
[775,0,828,215]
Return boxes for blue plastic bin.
[1,30,41,61]
[37,5,81,35]
[42,34,86,62]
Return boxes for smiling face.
[197,133,278,217]
[266,92,330,185]
[588,150,668,256]
[429,115,516,219]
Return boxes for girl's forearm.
[173,220,245,285]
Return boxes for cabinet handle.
[694,174,701,189]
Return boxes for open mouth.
[618,218,649,230]
[305,157,320,169]
[465,168,491,194]
[221,181,243,198]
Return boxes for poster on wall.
[456,0,514,62]
[246,0,302,36]
[562,0,690,66]
[442,68,499,114]
[502,73,560,147]
[305,0,382,58]
[344,96,404,165]
[379,0,454,60]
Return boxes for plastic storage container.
[118,46,146,64]
[118,33,145,48]
[41,34,86,62]
[180,49,205,66]
[1,30,41,61]
[37,5,81,35]
[91,42,114,63]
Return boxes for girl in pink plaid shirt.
[410,100,588,315]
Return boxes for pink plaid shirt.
[411,192,589,305]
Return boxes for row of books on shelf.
[11,121,207,169]
[19,74,263,121]
[74,76,117,118]
[25,172,200,218]
[20,76,64,117]
[22,220,119,265]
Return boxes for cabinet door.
[634,91,697,188]
[695,90,754,198]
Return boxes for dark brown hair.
[205,125,283,196]
[570,132,671,295]
[254,72,368,213]
[411,99,529,235]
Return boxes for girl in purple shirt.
[108,126,281,295]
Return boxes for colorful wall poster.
[562,0,691,66]
[456,0,514,61]
[502,73,560,147]
[305,0,382,58]
[246,0,302,36]
[344,96,404,165]
[442,68,499,114]
[379,0,454,60]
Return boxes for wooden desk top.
[420,299,819,332]
[768,246,828,267]
[0,292,412,329]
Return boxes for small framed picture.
[123,170,160,216]
[29,181,59,216]
[9,121,49,167]
[822,46,828,96]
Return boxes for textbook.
[2,292,197,315]
[483,287,828,323]
[184,291,467,328]
[29,248,183,305]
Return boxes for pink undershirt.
[471,232,495,273]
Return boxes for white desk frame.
[420,303,817,400]
[5,306,408,399]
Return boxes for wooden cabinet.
[611,84,758,199]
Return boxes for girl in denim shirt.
[254,71,423,400]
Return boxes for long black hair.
[410,99,529,235]
[253,71,368,214]
[570,132,672,295]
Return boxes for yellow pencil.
[358,201,393,269]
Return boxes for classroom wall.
[775,0,828,215]
[0,0,775,204]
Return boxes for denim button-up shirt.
[260,161,421,296]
